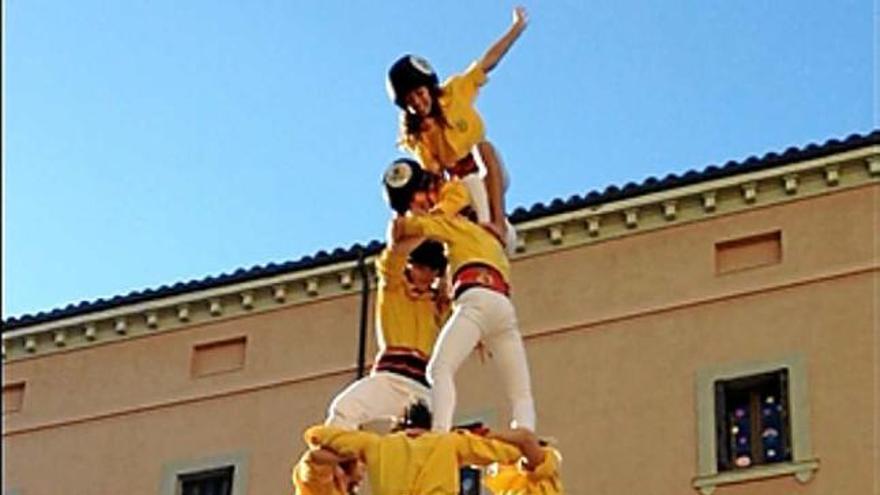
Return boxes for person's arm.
[477,6,528,74]
[475,141,508,240]
[306,447,347,466]
[380,228,425,288]
[453,430,523,466]
[430,179,472,217]
[304,425,377,459]
[487,428,544,468]
[392,214,454,244]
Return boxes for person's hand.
[512,6,528,32]
[480,221,508,246]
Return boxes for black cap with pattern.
[383,158,431,215]
[386,54,439,109]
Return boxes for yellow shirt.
[400,183,511,284]
[484,448,564,495]
[431,179,472,218]
[402,62,488,174]
[306,426,523,495]
[375,246,445,359]
[291,451,346,495]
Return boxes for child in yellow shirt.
[384,159,535,433]
[305,401,543,495]
[386,6,529,253]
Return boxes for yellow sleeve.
[445,62,488,103]
[400,214,455,243]
[304,425,377,459]
[484,448,564,495]
[431,179,472,217]
[483,464,527,494]
[376,246,406,289]
[454,431,523,466]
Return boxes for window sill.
[692,459,819,495]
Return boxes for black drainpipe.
[355,248,370,379]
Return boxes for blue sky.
[3,1,874,318]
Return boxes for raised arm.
[454,430,523,466]
[305,425,377,459]
[305,447,349,466]
[477,6,529,74]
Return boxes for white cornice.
[515,146,877,231]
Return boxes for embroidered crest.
[385,161,413,189]
[409,55,435,76]
[455,119,469,132]
[476,272,493,286]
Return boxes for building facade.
[3,132,878,494]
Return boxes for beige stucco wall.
[3,182,877,494]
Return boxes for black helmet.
[383,158,433,215]
[386,54,439,109]
[408,239,447,273]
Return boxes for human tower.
[292,7,564,495]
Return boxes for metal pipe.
[355,248,370,379]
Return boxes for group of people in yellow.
[292,6,564,494]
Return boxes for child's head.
[387,55,439,115]
[406,240,447,291]
[382,158,440,215]
[396,399,433,431]
[386,55,442,126]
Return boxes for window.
[2,382,25,414]
[460,466,481,495]
[160,452,248,495]
[191,336,247,377]
[715,230,782,274]
[179,466,234,495]
[693,355,818,495]
[715,369,791,471]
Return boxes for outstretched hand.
[479,5,530,73]
[512,6,528,33]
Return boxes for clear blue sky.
[3,1,874,319]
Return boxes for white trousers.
[325,371,431,429]
[427,287,535,432]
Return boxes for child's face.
[406,263,438,293]
[409,189,436,214]
[404,86,433,116]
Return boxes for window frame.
[178,465,234,495]
[159,451,249,495]
[693,354,818,495]
[714,368,792,471]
